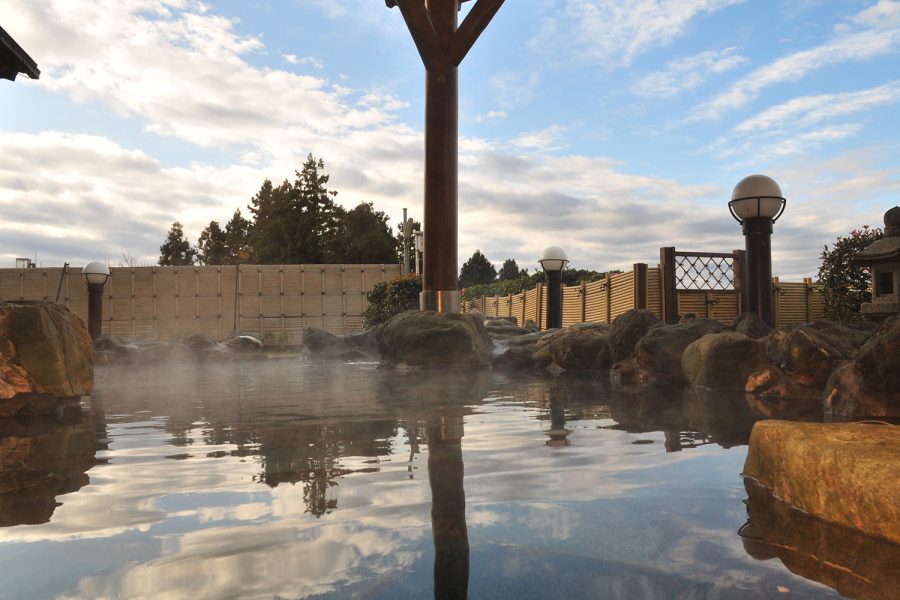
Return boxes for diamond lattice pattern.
[675,255,734,291]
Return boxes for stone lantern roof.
[855,206,900,264]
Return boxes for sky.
[1,0,899,279]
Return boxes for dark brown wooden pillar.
[633,263,647,310]
[421,0,459,312]
[660,247,677,324]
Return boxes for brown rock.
[681,331,766,390]
[743,420,900,545]
[823,316,900,418]
[0,302,94,417]
[764,320,870,389]
[742,477,900,600]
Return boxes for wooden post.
[604,273,612,324]
[392,0,505,313]
[733,249,747,315]
[580,281,587,323]
[633,263,647,310]
[660,247,677,324]
[804,277,813,322]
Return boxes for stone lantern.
[855,206,900,320]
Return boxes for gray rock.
[373,310,494,368]
[730,312,772,339]
[300,327,376,361]
[608,309,660,363]
[611,318,725,386]
[543,324,612,371]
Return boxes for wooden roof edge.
[0,25,40,80]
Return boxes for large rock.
[373,310,494,368]
[0,301,94,417]
[729,312,771,339]
[608,309,660,363]
[0,409,98,525]
[765,320,871,388]
[611,318,725,385]
[824,316,900,418]
[742,477,900,600]
[541,323,611,371]
[745,320,874,405]
[681,331,767,390]
[743,420,900,545]
[300,327,376,362]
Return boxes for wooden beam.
[395,0,444,72]
[450,0,504,66]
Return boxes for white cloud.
[281,53,325,69]
[511,125,567,150]
[733,80,900,134]
[634,47,749,97]
[531,0,744,67]
[850,0,900,29]
[474,110,508,123]
[691,9,900,121]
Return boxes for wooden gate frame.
[660,247,746,324]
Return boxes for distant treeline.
[159,154,415,267]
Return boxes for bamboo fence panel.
[524,288,538,326]
[561,285,582,327]
[646,267,663,320]
[464,266,827,330]
[583,279,608,323]
[0,264,399,344]
[609,271,634,321]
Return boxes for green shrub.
[817,225,883,322]
[363,274,422,328]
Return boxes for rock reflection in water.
[608,384,768,450]
[741,478,900,599]
[0,405,103,526]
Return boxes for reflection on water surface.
[0,361,891,599]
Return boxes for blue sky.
[2,0,899,279]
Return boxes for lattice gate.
[659,247,746,324]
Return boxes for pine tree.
[224,209,252,263]
[197,220,228,265]
[328,202,398,263]
[247,155,340,264]
[159,221,197,266]
[458,250,497,288]
[498,258,528,281]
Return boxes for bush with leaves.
[817,225,883,322]
[362,275,422,329]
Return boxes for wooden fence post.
[605,273,612,324]
[580,281,587,323]
[633,263,647,310]
[660,247,677,324]
[733,249,747,315]
[772,277,781,326]
[804,277,813,322]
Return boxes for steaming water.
[0,361,878,599]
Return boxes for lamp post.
[82,261,110,340]
[728,175,786,327]
[539,247,568,329]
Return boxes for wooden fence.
[464,265,824,328]
[0,264,402,343]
